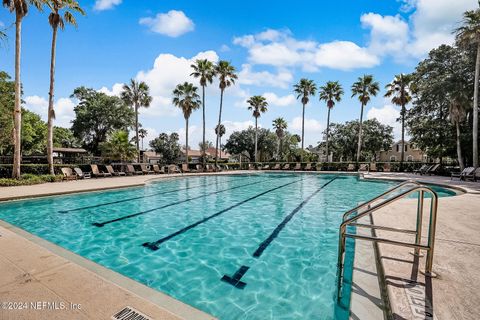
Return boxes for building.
[206,147,231,161]
[180,149,209,163]
[378,140,427,162]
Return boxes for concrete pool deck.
[0,170,478,319]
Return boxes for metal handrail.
[336,183,438,300]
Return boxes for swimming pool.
[0,173,455,319]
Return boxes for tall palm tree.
[121,79,152,162]
[3,0,43,178]
[272,117,287,160]
[215,124,225,157]
[190,59,215,169]
[293,78,316,154]
[214,60,237,167]
[455,6,480,168]
[45,0,84,175]
[247,95,268,162]
[351,74,379,162]
[319,81,343,161]
[384,74,413,168]
[449,94,469,171]
[172,82,201,163]
[138,128,147,150]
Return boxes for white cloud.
[220,44,230,52]
[93,0,121,11]
[314,41,379,70]
[24,95,76,128]
[367,104,402,139]
[98,82,124,96]
[263,92,296,107]
[361,13,409,57]
[237,64,293,89]
[139,10,194,37]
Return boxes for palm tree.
[190,59,215,168]
[3,0,43,178]
[100,130,137,162]
[319,81,343,161]
[215,124,225,157]
[384,74,413,168]
[449,94,469,171]
[121,79,152,162]
[351,75,380,162]
[45,0,84,175]
[293,78,316,154]
[272,117,287,160]
[172,82,201,163]
[138,128,147,150]
[455,6,480,168]
[214,60,237,168]
[247,95,268,162]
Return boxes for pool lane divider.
[92,177,277,227]
[142,177,307,251]
[59,176,247,213]
[221,175,339,289]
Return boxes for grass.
[0,174,63,187]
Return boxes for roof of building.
[206,147,231,159]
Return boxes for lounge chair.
[304,163,312,171]
[140,164,154,175]
[181,164,190,173]
[383,163,391,172]
[347,164,355,171]
[465,167,480,182]
[413,164,429,175]
[106,165,126,176]
[61,167,77,181]
[224,164,230,170]
[425,163,440,176]
[369,163,377,172]
[91,164,111,178]
[74,167,90,179]
[358,164,369,172]
[282,163,290,170]
[126,164,143,175]
[293,163,302,171]
[205,164,214,172]
[272,163,281,170]
[451,167,474,180]
[248,163,255,170]
[215,164,223,172]
[168,164,182,174]
[196,164,204,172]
[262,164,270,170]
[152,165,165,174]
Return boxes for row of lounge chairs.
[451,167,480,181]
[252,163,383,172]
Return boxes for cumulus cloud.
[361,13,409,57]
[237,64,293,89]
[263,92,296,107]
[24,95,76,128]
[139,10,194,37]
[314,41,379,70]
[98,82,124,96]
[367,104,402,139]
[93,0,121,11]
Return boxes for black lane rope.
[60,175,255,213]
[92,177,276,227]
[142,177,307,251]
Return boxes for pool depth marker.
[142,177,307,251]
[92,177,276,227]
[221,176,338,289]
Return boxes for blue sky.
[0,0,477,148]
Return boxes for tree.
[224,127,276,161]
[293,78,316,153]
[71,87,135,155]
[149,133,181,164]
[100,130,137,162]
[138,128,147,150]
[449,95,468,170]
[319,81,343,160]
[3,0,43,178]
[199,140,213,153]
[0,71,14,155]
[172,82,201,163]
[215,124,225,152]
[247,95,268,162]
[190,59,215,168]
[121,79,152,162]
[21,109,47,155]
[53,126,80,148]
[272,117,287,160]
[384,74,413,168]
[214,60,237,168]
[455,5,480,168]
[351,75,379,162]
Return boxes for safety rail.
[336,180,438,300]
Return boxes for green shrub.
[0,174,63,187]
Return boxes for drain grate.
[111,306,152,320]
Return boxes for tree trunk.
[301,102,305,152]
[47,23,58,175]
[215,89,224,169]
[326,107,331,162]
[254,117,258,162]
[356,102,365,163]
[400,104,405,171]
[202,85,206,170]
[456,121,464,171]
[473,42,480,168]
[276,136,280,161]
[185,117,189,164]
[12,13,23,179]
[135,103,139,162]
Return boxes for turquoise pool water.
[0,173,455,319]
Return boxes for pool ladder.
[336,180,439,300]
